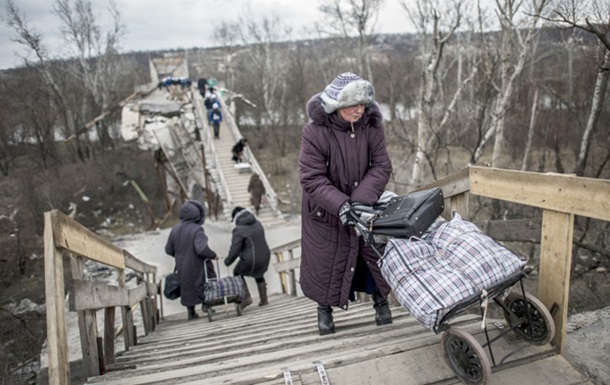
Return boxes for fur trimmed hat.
[319,72,375,114]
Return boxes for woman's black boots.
[187,306,199,320]
[239,276,253,309]
[257,282,268,306]
[372,291,393,326]
[317,304,335,335]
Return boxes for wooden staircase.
[83,294,592,385]
[192,90,286,227]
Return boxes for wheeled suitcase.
[203,260,245,321]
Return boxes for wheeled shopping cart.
[203,260,245,322]
[348,201,556,385]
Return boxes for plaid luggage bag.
[204,275,245,306]
[378,212,526,332]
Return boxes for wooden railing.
[44,210,160,385]
[272,239,302,297]
[271,165,610,355]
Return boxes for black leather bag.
[163,271,180,300]
[371,188,444,238]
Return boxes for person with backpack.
[208,103,223,139]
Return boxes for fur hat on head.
[319,72,375,114]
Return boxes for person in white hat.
[298,72,394,335]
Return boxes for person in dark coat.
[224,207,271,307]
[165,200,218,320]
[248,173,266,215]
[298,72,394,335]
[231,138,248,163]
[208,103,223,139]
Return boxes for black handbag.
[163,271,180,300]
[370,187,444,238]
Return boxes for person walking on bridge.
[224,207,271,308]
[165,200,218,320]
[298,72,394,335]
[209,103,223,139]
[248,173,266,215]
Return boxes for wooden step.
[83,293,591,385]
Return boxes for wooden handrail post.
[538,209,574,354]
[44,211,70,385]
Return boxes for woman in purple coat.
[165,200,218,320]
[298,72,393,335]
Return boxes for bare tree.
[400,0,477,186]
[217,12,296,155]
[3,0,87,162]
[53,0,130,150]
[317,0,384,81]
[544,0,610,176]
[472,0,550,167]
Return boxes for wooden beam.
[410,166,470,198]
[270,239,301,254]
[43,212,70,385]
[73,279,128,310]
[273,258,301,273]
[104,307,116,365]
[50,210,125,269]
[538,209,574,354]
[124,250,157,273]
[469,166,610,221]
[127,284,149,307]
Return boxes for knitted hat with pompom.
[319,72,375,114]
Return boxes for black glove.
[338,202,351,225]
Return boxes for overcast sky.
[0,0,414,70]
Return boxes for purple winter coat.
[298,94,393,309]
[165,201,217,307]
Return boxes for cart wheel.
[235,302,242,316]
[207,307,213,322]
[441,329,491,385]
[503,292,555,345]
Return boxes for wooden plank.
[538,209,574,354]
[50,210,125,269]
[104,307,116,365]
[270,239,301,254]
[146,282,158,297]
[492,355,595,384]
[43,212,70,385]
[273,258,301,273]
[127,284,149,307]
[410,166,470,199]
[469,166,610,221]
[448,192,469,220]
[124,250,157,274]
[73,279,127,310]
[79,309,101,376]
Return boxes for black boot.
[257,281,268,306]
[239,276,253,310]
[317,304,335,335]
[187,306,199,320]
[372,291,393,326]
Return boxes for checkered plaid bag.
[379,213,526,332]
[204,276,245,305]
